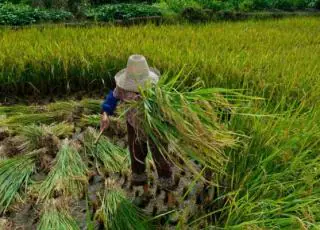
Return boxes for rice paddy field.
[0,16,320,229]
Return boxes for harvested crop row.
[0,97,220,229]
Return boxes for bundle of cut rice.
[131,73,254,178]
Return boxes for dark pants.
[127,122,173,187]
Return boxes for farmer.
[100,54,175,207]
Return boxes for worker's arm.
[100,90,120,131]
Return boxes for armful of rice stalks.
[131,73,256,179]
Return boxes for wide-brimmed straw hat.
[115,54,160,92]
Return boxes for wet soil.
[0,108,213,229]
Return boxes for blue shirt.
[101,90,119,116]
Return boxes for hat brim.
[115,67,160,92]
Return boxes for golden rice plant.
[0,17,319,106]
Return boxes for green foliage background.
[0,0,319,26]
[0,2,73,25]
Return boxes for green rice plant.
[0,105,41,116]
[83,128,129,173]
[46,101,85,121]
[19,122,74,138]
[132,72,255,177]
[191,104,320,228]
[48,99,101,117]
[16,123,73,151]
[38,141,88,201]
[46,99,102,118]
[95,184,149,230]
[0,99,100,117]
[37,199,79,230]
[0,152,38,212]
[48,122,75,137]
[79,99,101,114]
[0,99,102,128]
[47,101,79,113]
[80,114,100,127]
[0,113,56,127]
[18,124,47,151]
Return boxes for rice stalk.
[48,123,75,137]
[0,105,42,116]
[80,99,101,114]
[0,113,56,127]
[80,114,100,127]
[95,185,149,230]
[38,141,88,201]
[47,101,79,113]
[47,100,102,117]
[0,99,101,128]
[37,198,79,230]
[19,122,74,139]
[15,123,73,151]
[0,151,40,212]
[83,128,129,173]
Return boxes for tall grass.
[0,17,319,107]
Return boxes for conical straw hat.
[115,54,160,92]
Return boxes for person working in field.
[100,54,175,207]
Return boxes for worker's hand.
[100,112,109,132]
